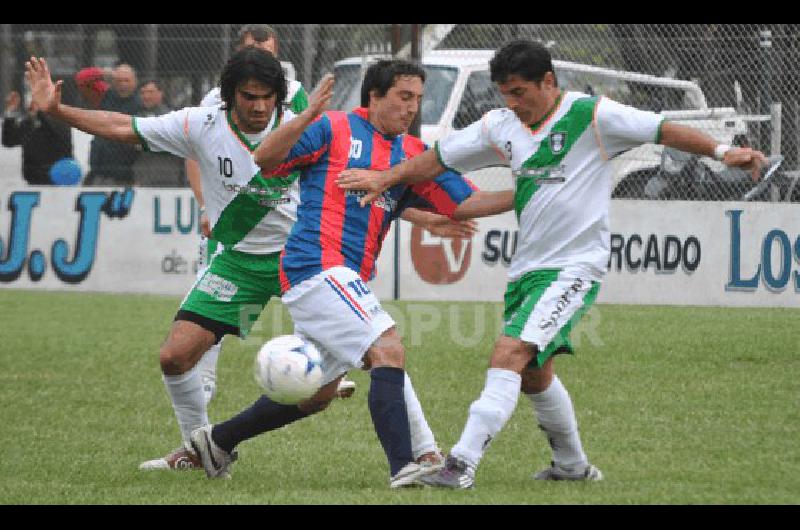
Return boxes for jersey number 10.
[218,156,233,178]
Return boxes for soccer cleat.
[533,461,604,481]
[138,446,202,471]
[336,376,356,399]
[419,455,475,489]
[389,461,440,489]
[189,425,238,479]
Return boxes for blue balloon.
[49,157,82,186]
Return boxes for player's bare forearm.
[452,190,514,221]
[254,73,334,176]
[53,104,138,144]
[337,149,447,207]
[401,208,477,238]
[658,121,716,158]
[659,121,767,178]
[253,111,314,174]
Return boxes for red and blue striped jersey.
[269,107,476,292]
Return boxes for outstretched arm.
[452,190,514,221]
[659,121,767,180]
[337,149,445,207]
[253,73,334,174]
[25,57,137,144]
[401,208,478,239]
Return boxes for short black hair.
[237,24,277,47]
[219,47,287,118]
[360,59,426,107]
[490,40,556,86]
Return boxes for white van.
[328,50,751,191]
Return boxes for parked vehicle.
[326,50,777,198]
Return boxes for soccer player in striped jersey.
[336,40,767,489]
[26,50,464,477]
[189,60,515,488]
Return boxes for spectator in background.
[74,67,109,109]
[2,88,72,185]
[85,63,142,186]
[133,79,185,187]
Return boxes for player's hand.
[200,212,211,238]
[425,215,478,239]
[723,147,768,182]
[307,73,334,119]
[24,57,62,115]
[337,169,389,207]
[4,90,21,113]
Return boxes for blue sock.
[211,395,309,453]
[368,367,413,476]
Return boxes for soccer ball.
[254,335,323,405]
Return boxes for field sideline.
[1,289,798,505]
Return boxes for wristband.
[199,206,206,214]
[714,144,732,161]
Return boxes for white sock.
[404,372,438,459]
[451,368,521,471]
[526,375,587,469]
[163,365,209,449]
[196,341,222,405]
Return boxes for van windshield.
[331,64,458,125]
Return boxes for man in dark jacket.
[3,89,72,185]
[85,63,142,186]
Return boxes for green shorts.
[178,248,282,340]
[503,268,600,368]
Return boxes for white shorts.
[282,266,396,385]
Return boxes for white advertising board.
[397,201,799,307]
[0,184,201,296]
[2,182,797,308]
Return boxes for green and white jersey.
[200,79,308,114]
[133,106,299,254]
[437,91,664,282]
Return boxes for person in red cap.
[74,67,109,109]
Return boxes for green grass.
[1,289,798,504]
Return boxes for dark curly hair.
[490,40,557,86]
[360,59,426,107]
[219,47,287,119]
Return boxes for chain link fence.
[2,24,798,200]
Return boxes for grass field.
[1,289,798,505]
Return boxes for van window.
[454,70,506,129]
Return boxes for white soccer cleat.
[138,446,202,471]
[389,461,441,489]
[533,461,604,481]
[189,425,238,479]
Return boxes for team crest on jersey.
[549,132,567,154]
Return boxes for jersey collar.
[226,108,281,152]
[528,90,564,134]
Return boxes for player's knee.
[366,336,405,369]
[159,342,192,375]
[489,336,535,373]
[520,366,554,394]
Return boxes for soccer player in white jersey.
[337,39,767,489]
[187,24,311,405]
[26,49,459,475]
